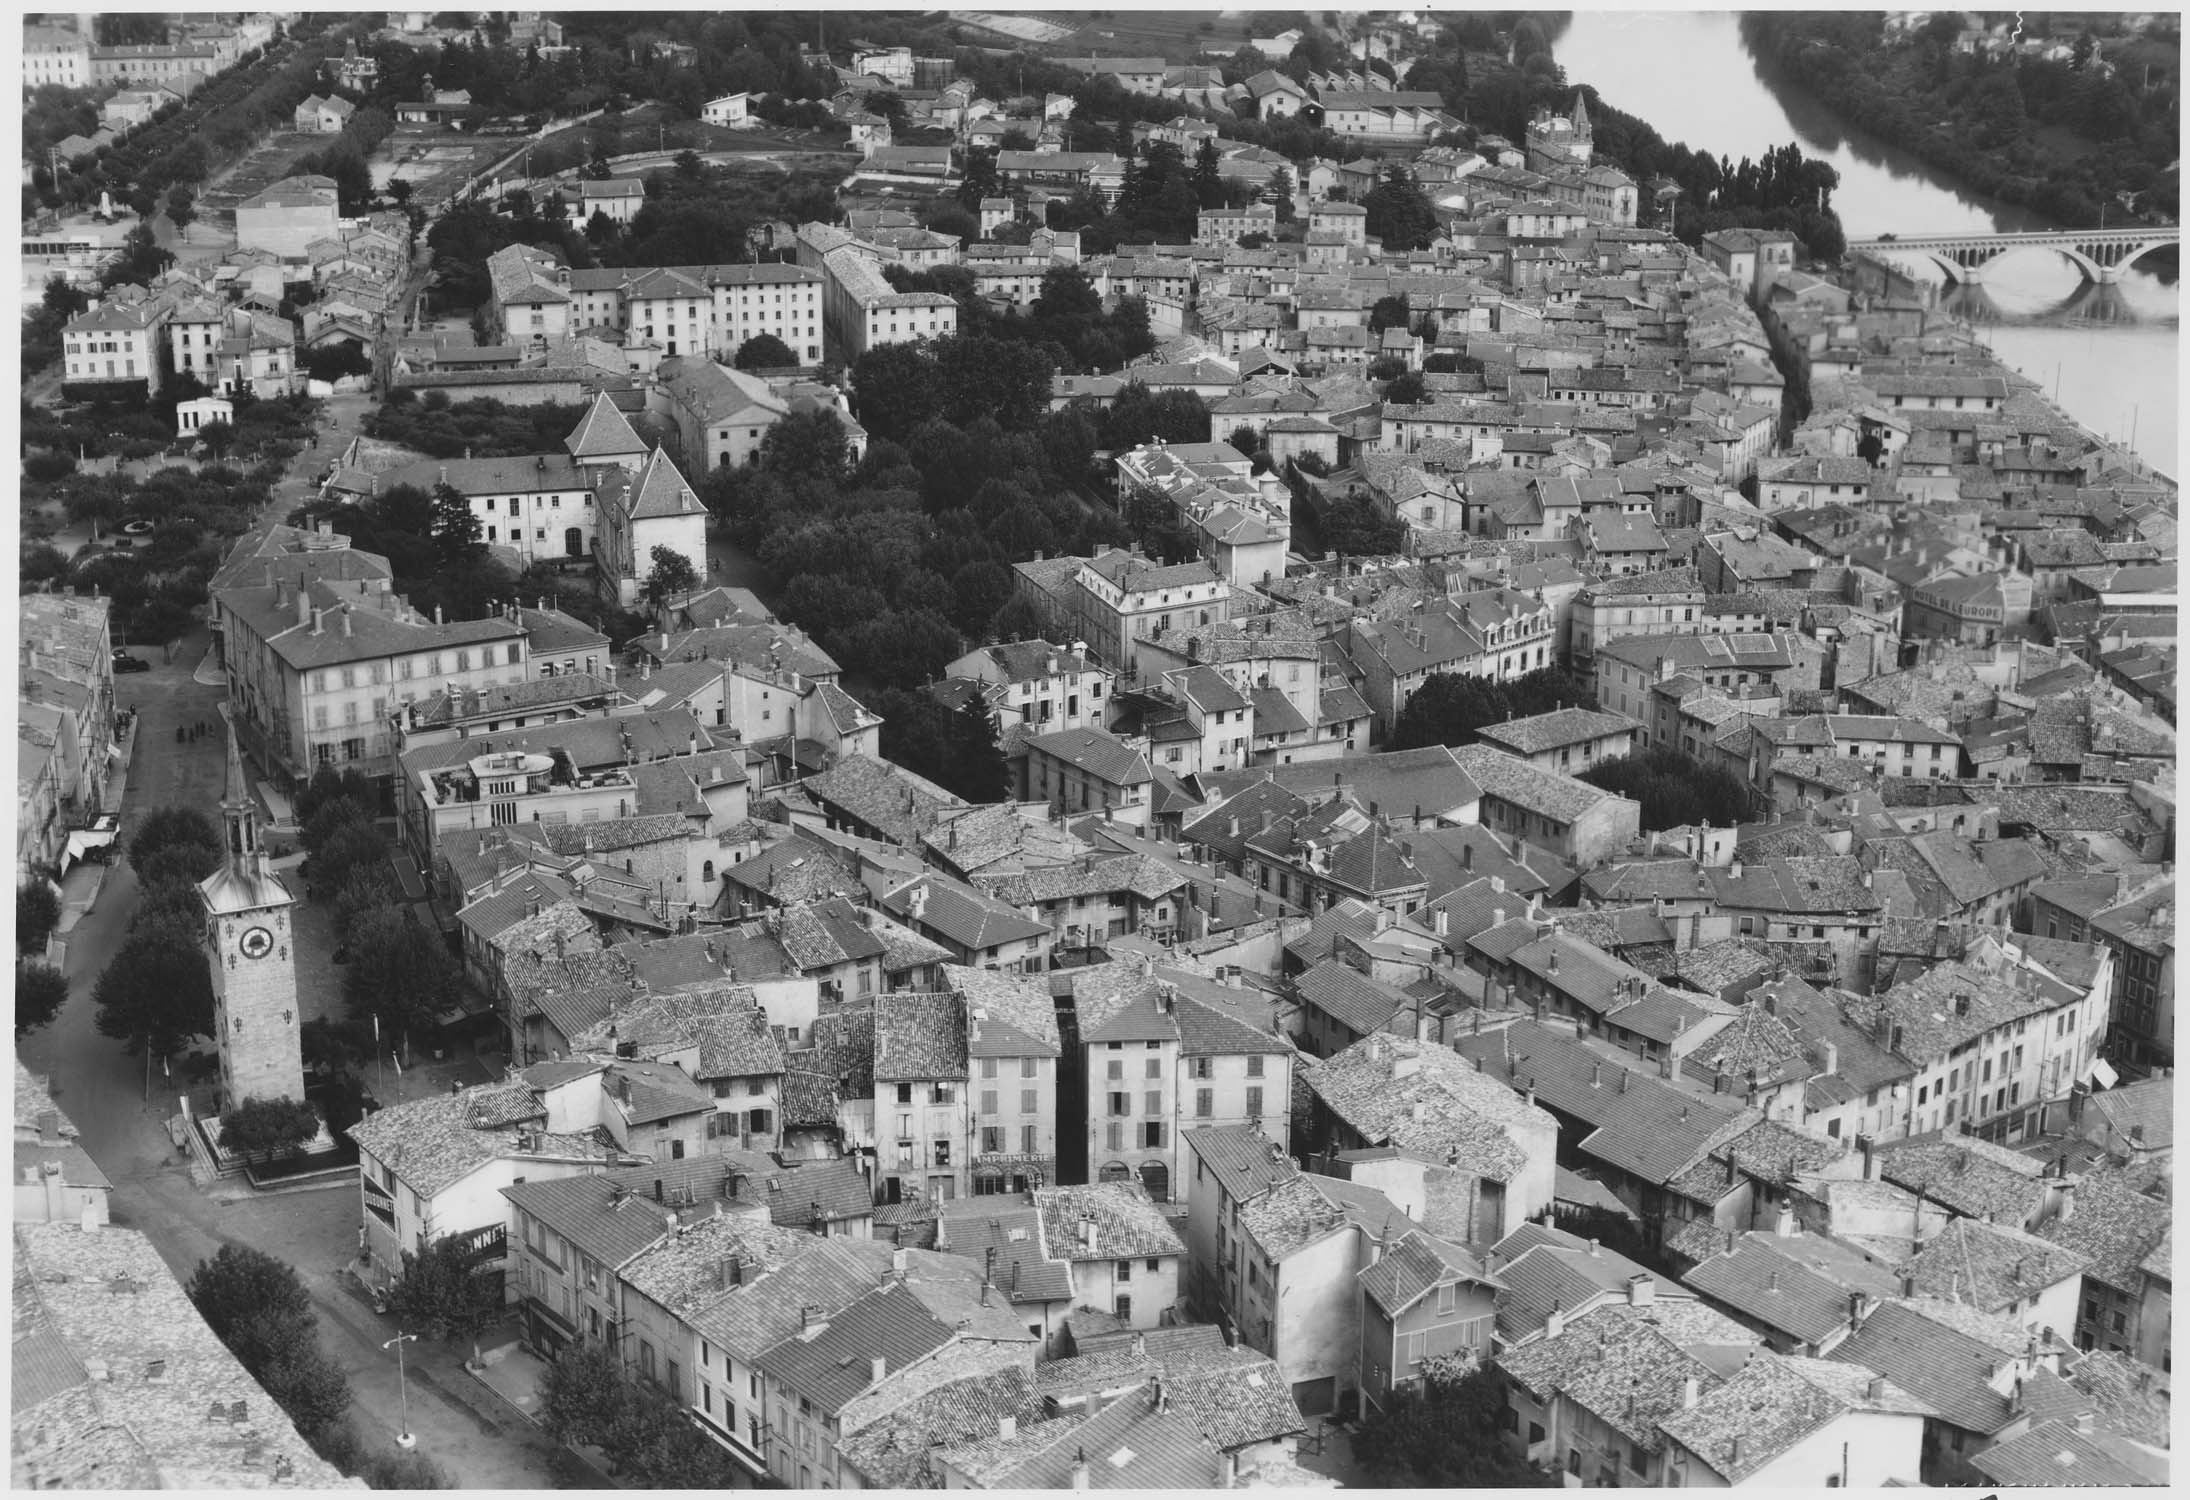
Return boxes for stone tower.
[198,726,304,1110]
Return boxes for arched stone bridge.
[1850,227,2180,285]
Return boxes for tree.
[956,145,1000,210]
[1354,1360,1553,1487]
[1369,293,1413,333]
[386,1233,505,1342]
[186,1245,317,1371]
[18,883,61,954]
[1391,667,1593,751]
[129,806,223,869]
[1192,136,1226,208]
[1364,164,1439,251]
[1383,370,1427,406]
[538,1338,743,1486]
[951,697,1010,804]
[342,904,460,1054]
[1578,746,1754,830]
[186,1245,354,1439]
[644,544,701,609]
[1266,165,1296,221]
[92,911,215,1058]
[16,960,69,1038]
[757,406,852,485]
[293,765,379,829]
[732,332,795,370]
[219,1096,322,1159]
[540,1340,634,1448]
[431,481,485,566]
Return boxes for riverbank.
[1740,13,2179,233]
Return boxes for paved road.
[20,645,567,1488]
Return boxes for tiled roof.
[1450,744,1625,824]
[688,1236,897,1360]
[1027,726,1154,787]
[1033,1183,1185,1263]
[874,991,968,1082]
[347,1084,623,1199]
[1474,707,1638,755]
[940,1384,1224,1488]
[1357,1227,1501,1314]
[802,754,967,846]
[1658,1352,1932,1482]
[883,874,1051,953]
[1896,1216,2089,1313]
[1294,959,1413,1037]
[2084,1077,2173,1155]
[12,1224,359,1491]
[1829,1299,2057,1434]
[1968,1417,2166,1486]
[2057,1347,2172,1449]
[948,966,1062,1057]
[1873,1133,2050,1226]
[1451,1018,1752,1189]
[1302,1034,1544,1183]
[1496,1305,1737,1450]
[836,1367,1045,1488]
[1183,1125,1296,1206]
[934,1204,1074,1305]
[2031,1168,2170,1294]
[755,1281,954,1416]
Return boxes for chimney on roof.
[871,1354,887,1386]
[1071,1448,1091,1491]
[1680,1375,1700,1410]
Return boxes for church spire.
[1571,91,1590,133]
[221,720,264,876]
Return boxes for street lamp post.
[382,1331,420,1448]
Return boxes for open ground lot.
[375,127,521,206]
[1045,9,1258,60]
[198,130,329,223]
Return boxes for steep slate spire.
[1571,91,1590,132]
[220,721,264,875]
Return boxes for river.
[1552,10,2179,476]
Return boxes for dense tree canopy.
[1391,668,1596,752]
[1578,746,1756,830]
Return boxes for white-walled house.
[347,1081,634,1294]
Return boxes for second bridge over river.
[1851,227,2180,286]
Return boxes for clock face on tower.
[239,925,275,960]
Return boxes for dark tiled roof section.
[754,1281,952,1416]
[934,1204,1075,1305]
[1828,1300,2047,1435]
[1294,958,1412,1036]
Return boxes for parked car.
[111,650,151,674]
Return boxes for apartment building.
[62,293,170,396]
[951,967,1063,1197]
[1076,959,1295,1205]
[487,247,827,364]
[215,539,531,792]
[1841,931,2113,1146]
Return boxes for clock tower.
[198,726,304,1109]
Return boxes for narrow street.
[20,646,568,1488]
